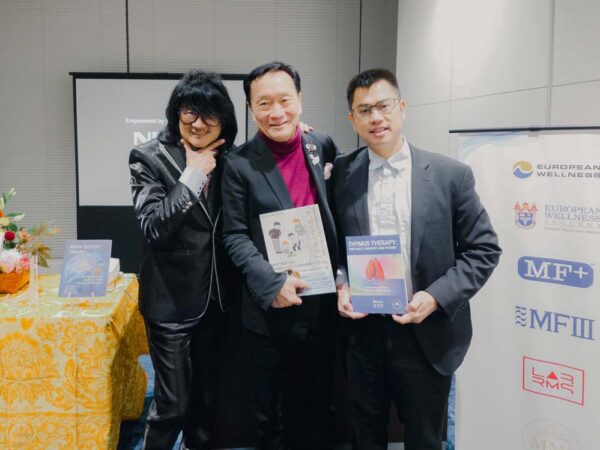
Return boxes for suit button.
[187,201,193,207]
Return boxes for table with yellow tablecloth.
[0,274,148,450]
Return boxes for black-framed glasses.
[351,98,401,120]
[178,108,220,127]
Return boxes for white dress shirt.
[367,138,413,299]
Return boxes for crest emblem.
[514,201,538,229]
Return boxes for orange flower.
[0,210,4,217]
[18,228,31,243]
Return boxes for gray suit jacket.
[331,144,501,375]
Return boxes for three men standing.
[131,63,500,450]
[331,69,501,450]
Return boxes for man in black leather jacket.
[129,70,237,450]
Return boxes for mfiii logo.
[514,305,595,341]
[518,256,593,288]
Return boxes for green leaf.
[38,255,49,268]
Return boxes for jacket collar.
[346,147,370,236]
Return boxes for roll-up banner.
[455,129,600,450]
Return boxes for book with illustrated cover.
[260,204,336,296]
[346,235,408,314]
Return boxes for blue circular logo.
[513,161,533,179]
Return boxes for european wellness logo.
[513,161,534,179]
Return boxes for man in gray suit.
[331,68,501,450]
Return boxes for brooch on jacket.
[305,142,320,166]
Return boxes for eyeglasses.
[178,108,220,127]
[351,98,401,120]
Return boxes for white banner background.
[455,131,600,450]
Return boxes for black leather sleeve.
[129,146,196,246]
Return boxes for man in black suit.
[331,69,501,450]
[221,62,339,450]
[129,70,237,450]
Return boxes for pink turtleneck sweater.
[259,127,317,207]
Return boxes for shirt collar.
[368,137,410,171]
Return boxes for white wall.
[396,0,600,158]
[0,0,397,257]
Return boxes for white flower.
[0,249,22,273]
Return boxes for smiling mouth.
[370,127,389,134]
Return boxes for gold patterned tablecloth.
[0,274,148,450]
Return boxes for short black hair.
[243,61,301,104]
[163,70,237,152]
[346,68,401,109]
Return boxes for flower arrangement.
[0,188,59,292]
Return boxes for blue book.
[59,240,112,298]
[346,235,408,314]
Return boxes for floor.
[118,355,455,450]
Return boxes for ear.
[347,112,356,132]
[400,99,407,120]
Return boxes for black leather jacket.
[129,131,233,322]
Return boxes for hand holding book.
[337,284,367,320]
[392,290,439,324]
[272,275,310,309]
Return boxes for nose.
[191,116,208,130]
[369,107,384,122]
[270,102,285,118]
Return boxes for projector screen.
[71,73,247,272]
[74,74,247,207]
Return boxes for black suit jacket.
[129,132,233,322]
[221,131,339,337]
[331,144,502,375]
